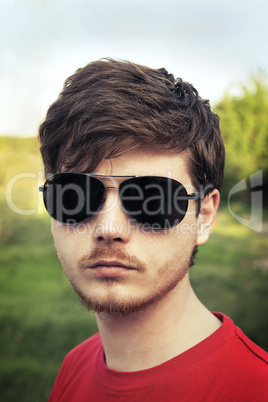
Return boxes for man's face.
[51,149,204,315]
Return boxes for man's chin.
[71,280,181,317]
[73,286,157,316]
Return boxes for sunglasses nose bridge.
[104,185,119,190]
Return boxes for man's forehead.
[91,149,191,182]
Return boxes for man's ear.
[196,189,220,246]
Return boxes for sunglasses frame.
[39,173,202,229]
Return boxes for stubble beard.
[66,246,198,317]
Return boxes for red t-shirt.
[48,313,268,401]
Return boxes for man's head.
[39,59,225,315]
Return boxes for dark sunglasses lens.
[120,177,189,229]
[43,173,105,224]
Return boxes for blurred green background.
[0,75,268,402]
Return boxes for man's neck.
[95,277,222,372]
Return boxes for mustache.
[78,248,146,273]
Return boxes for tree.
[215,71,268,206]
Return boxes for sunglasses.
[39,173,201,229]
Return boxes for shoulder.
[53,333,102,385]
[232,324,268,370]
[48,333,102,401]
[214,313,268,380]
[63,332,102,367]
[200,313,268,400]
[229,324,268,398]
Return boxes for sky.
[1,0,268,136]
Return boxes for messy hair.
[39,58,225,195]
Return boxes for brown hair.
[39,58,225,195]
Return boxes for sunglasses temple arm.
[187,192,203,200]
[39,186,45,192]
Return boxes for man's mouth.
[86,260,137,278]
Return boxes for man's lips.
[86,260,137,277]
[88,260,136,269]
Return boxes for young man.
[39,59,267,401]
